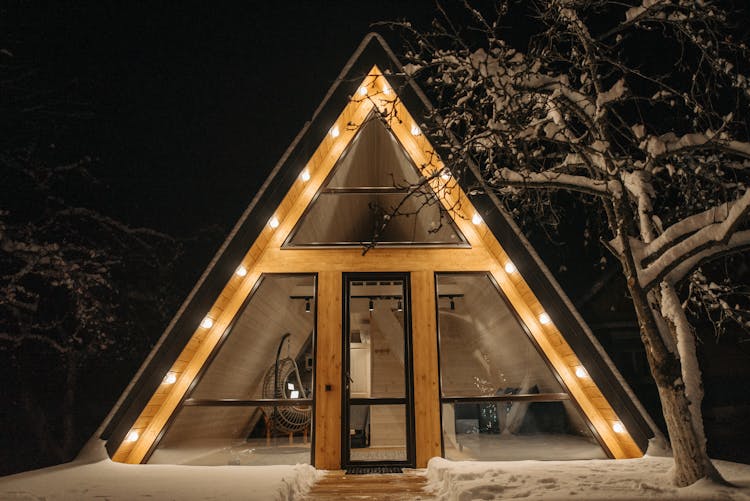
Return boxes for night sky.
[7,2,436,236]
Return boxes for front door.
[342,273,415,468]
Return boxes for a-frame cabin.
[101,33,655,470]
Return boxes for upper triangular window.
[284,116,468,247]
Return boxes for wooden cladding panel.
[314,271,342,469]
[411,271,442,467]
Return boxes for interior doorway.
[342,273,415,468]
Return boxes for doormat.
[345,466,403,474]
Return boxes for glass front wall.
[436,273,607,461]
[148,274,316,466]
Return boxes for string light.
[440,169,452,181]
[410,124,421,136]
[359,86,367,96]
[383,85,391,95]
[125,430,140,443]
[575,366,588,378]
[163,372,177,385]
[235,265,247,277]
[504,261,517,274]
[612,421,625,434]
[300,169,311,182]
[330,125,340,138]
[269,216,280,229]
[538,312,551,325]
[472,213,483,225]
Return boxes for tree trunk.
[623,273,724,486]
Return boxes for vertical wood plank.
[410,271,442,467]
[314,271,342,469]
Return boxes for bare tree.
[387,0,750,487]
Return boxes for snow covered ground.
[426,456,750,500]
[0,441,319,501]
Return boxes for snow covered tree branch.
[391,0,750,487]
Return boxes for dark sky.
[7,2,437,236]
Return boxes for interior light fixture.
[359,86,367,96]
[125,430,140,443]
[450,297,455,311]
[290,390,300,399]
[235,265,248,277]
[300,169,311,182]
[200,317,214,329]
[397,300,403,312]
[538,312,551,325]
[368,298,374,311]
[612,421,625,434]
[472,213,483,225]
[305,298,311,313]
[163,372,177,385]
[575,366,588,378]
[330,125,340,138]
[504,261,517,274]
[410,124,421,136]
[269,216,280,229]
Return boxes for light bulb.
[383,86,391,95]
[440,169,451,181]
[330,125,340,138]
[163,372,177,385]
[369,299,374,311]
[200,317,214,329]
[125,430,140,443]
[504,261,517,274]
[410,124,421,136]
[305,299,311,313]
[613,421,625,434]
[359,86,367,96]
[575,366,588,378]
[397,300,403,312]
[472,213,483,225]
[300,169,310,182]
[290,390,300,399]
[538,312,551,325]
[235,265,247,277]
[269,216,280,229]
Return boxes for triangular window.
[284,116,467,247]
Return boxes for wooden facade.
[104,35,651,469]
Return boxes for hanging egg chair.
[261,333,311,434]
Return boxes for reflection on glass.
[436,273,607,461]
[349,405,407,462]
[149,405,312,466]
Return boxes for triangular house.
[101,34,655,470]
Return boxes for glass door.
[342,273,415,467]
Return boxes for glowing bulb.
[504,261,517,274]
[300,169,310,182]
[200,317,214,329]
[330,125,340,138]
[613,421,625,434]
[575,366,588,378]
[290,390,300,399]
[383,85,391,95]
[163,372,177,385]
[269,216,280,229]
[539,312,551,325]
[235,265,247,277]
[125,430,139,443]
[359,86,367,96]
[440,169,451,181]
[410,124,421,136]
[472,213,483,225]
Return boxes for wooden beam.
[410,271,442,467]
[314,271,342,469]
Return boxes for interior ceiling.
[287,116,465,246]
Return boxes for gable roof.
[100,33,656,460]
